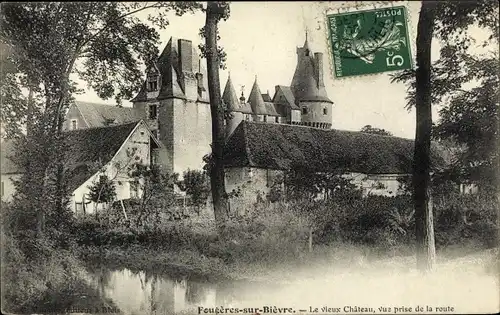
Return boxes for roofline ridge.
[64,120,139,133]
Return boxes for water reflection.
[86,268,219,315]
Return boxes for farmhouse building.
[1,121,164,214]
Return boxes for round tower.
[290,34,334,129]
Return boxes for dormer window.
[302,107,308,115]
[146,64,160,92]
[323,108,328,115]
[147,75,158,92]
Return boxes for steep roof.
[222,75,241,111]
[291,40,332,105]
[74,102,142,128]
[273,85,299,110]
[63,122,139,191]
[247,79,267,115]
[262,93,272,102]
[131,37,209,103]
[1,122,142,192]
[224,121,446,174]
[264,102,280,116]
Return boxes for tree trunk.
[205,2,229,232]
[308,227,313,253]
[414,1,437,272]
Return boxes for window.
[75,202,84,214]
[263,115,267,122]
[147,75,159,92]
[71,119,78,130]
[151,150,158,165]
[275,117,279,123]
[323,108,328,115]
[302,107,308,115]
[149,104,158,120]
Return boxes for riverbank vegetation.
[2,177,499,313]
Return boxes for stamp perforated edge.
[321,0,415,81]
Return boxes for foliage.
[284,168,363,202]
[198,2,230,70]
[0,1,204,240]
[127,163,180,227]
[87,175,116,204]
[360,125,393,136]
[179,169,211,211]
[434,191,499,249]
[390,0,499,191]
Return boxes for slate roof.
[63,122,138,191]
[75,101,142,128]
[223,75,242,111]
[264,102,281,116]
[1,122,141,192]
[261,93,272,102]
[131,37,210,103]
[290,39,332,105]
[223,121,446,174]
[248,79,268,115]
[273,85,299,110]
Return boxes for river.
[33,249,499,315]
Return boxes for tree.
[128,163,179,228]
[391,1,499,193]
[391,0,498,271]
[413,1,438,272]
[360,125,393,136]
[87,175,117,206]
[1,2,202,235]
[179,169,211,214]
[202,1,231,231]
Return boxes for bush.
[434,192,499,249]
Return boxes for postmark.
[326,5,413,78]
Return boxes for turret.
[290,34,333,129]
[247,76,267,122]
[223,74,244,138]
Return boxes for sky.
[73,1,492,139]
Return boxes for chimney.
[314,52,324,88]
[178,39,193,73]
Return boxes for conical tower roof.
[247,77,267,115]
[222,74,240,111]
[290,36,332,105]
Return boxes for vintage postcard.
[1,1,499,315]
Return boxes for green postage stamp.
[327,6,413,78]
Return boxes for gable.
[224,121,446,174]
[64,122,139,191]
[273,86,299,110]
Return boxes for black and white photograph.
[0,1,499,314]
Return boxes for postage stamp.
[326,5,413,78]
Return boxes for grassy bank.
[74,194,499,282]
[2,192,498,313]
